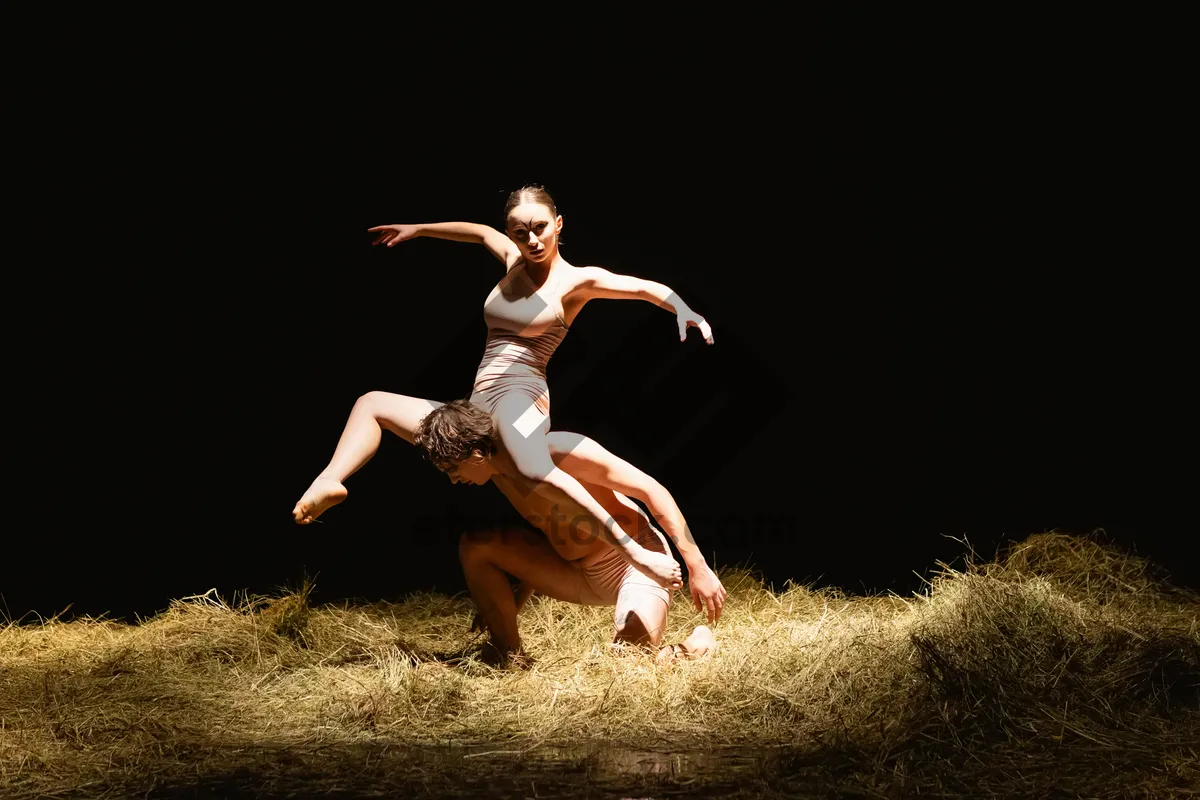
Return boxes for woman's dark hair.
[503,183,558,221]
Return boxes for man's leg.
[613,587,671,647]
[458,526,597,658]
[610,527,674,647]
[655,626,717,662]
[612,586,716,660]
[609,529,717,660]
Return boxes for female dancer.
[293,185,714,592]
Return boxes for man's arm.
[548,431,726,622]
[548,433,702,567]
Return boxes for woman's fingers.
[679,317,715,344]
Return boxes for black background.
[7,8,1190,623]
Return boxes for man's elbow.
[638,481,670,508]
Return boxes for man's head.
[413,399,497,485]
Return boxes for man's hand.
[687,562,727,623]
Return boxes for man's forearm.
[534,470,646,563]
[643,486,705,567]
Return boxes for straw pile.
[2,532,1196,798]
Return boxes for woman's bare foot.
[633,549,684,590]
[292,477,348,524]
[655,625,716,664]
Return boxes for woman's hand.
[368,224,421,247]
[677,309,714,344]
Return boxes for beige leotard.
[469,263,569,427]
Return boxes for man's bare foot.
[480,640,534,670]
[292,477,348,524]
[683,624,716,657]
[655,625,716,664]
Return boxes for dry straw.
[1,531,1196,798]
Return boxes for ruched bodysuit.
[469,263,569,434]
[474,263,673,614]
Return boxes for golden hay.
[1,531,1196,798]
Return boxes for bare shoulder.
[563,264,607,283]
[557,263,606,291]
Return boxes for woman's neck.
[523,252,568,286]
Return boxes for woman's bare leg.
[293,391,442,524]
[491,395,682,590]
[458,526,597,657]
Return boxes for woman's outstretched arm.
[571,266,715,343]
[369,222,519,268]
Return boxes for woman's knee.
[354,390,388,414]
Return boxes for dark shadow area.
[5,10,1189,634]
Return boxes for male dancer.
[293,393,724,666]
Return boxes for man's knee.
[613,608,665,647]
[459,527,533,564]
[458,528,503,563]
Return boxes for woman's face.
[506,202,562,262]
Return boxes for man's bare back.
[490,454,652,565]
